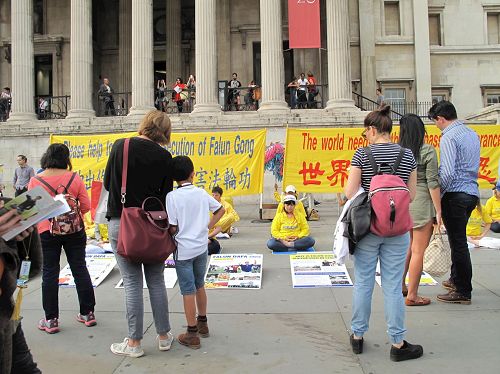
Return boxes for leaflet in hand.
[0,186,69,241]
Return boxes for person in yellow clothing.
[484,181,500,233]
[274,184,307,218]
[466,202,492,246]
[267,195,315,252]
[209,186,240,236]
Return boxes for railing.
[352,92,432,120]
[0,98,11,121]
[219,86,261,112]
[34,95,70,120]
[287,84,327,109]
[96,92,131,117]
[155,88,194,114]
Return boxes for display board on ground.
[290,252,353,288]
[375,262,437,287]
[115,257,177,289]
[205,254,263,289]
[58,254,116,288]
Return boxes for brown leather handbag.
[116,138,176,263]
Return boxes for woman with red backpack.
[28,143,95,334]
[344,105,422,362]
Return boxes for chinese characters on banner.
[283,126,500,193]
[51,129,266,196]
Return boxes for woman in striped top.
[344,105,422,362]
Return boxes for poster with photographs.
[375,262,437,287]
[290,252,353,288]
[59,254,116,288]
[115,256,177,289]
[205,254,263,289]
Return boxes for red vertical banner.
[288,0,321,49]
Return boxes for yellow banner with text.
[283,125,500,193]
[50,129,266,196]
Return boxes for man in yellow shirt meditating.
[267,195,315,252]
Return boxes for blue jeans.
[108,218,171,340]
[175,251,208,295]
[267,236,315,252]
[351,232,409,344]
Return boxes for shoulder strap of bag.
[364,146,380,175]
[63,172,77,193]
[121,138,130,204]
[392,147,406,175]
[33,175,57,195]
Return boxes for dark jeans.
[40,230,95,320]
[441,192,478,298]
[11,323,41,374]
[267,236,315,252]
[491,221,500,233]
[15,188,27,197]
[104,100,115,116]
[176,100,184,113]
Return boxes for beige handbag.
[423,231,451,277]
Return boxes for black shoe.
[350,334,363,354]
[390,340,423,362]
[314,200,321,206]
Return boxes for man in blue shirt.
[428,101,480,305]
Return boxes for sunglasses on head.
[284,201,296,206]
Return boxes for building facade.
[1,0,500,120]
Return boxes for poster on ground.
[205,254,263,289]
[58,253,116,288]
[375,262,437,287]
[115,257,177,289]
[290,252,353,288]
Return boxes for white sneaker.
[110,338,144,358]
[158,331,174,351]
[230,227,239,234]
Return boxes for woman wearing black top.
[104,110,174,358]
[344,105,422,362]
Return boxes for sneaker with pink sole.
[76,312,97,327]
[38,318,60,334]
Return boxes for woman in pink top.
[28,143,95,334]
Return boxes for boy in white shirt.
[166,156,225,349]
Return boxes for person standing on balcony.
[376,88,385,108]
[0,87,11,120]
[173,77,187,113]
[156,80,167,112]
[187,75,196,109]
[228,73,241,109]
[297,73,309,109]
[98,78,115,116]
[287,77,299,109]
[13,155,35,197]
[306,72,319,109]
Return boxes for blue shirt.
[439,120,480,197]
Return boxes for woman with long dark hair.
[344,105,422,362]
[399,114,441,306]
[28,143,95,334]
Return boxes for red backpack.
[34,173,85,235]
[365,146,413,237]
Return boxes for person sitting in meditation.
[274,184,307,218]
[208,186,240,237]
[267,195,315,252]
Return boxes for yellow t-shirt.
[466,206,492,237]
[271,210,310,239]
[484,195,500,221]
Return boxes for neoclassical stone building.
[1,0,500,121]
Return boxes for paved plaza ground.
[19,202,500,374]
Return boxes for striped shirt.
[439,120,480,197]
[351,143,417,192]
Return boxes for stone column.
[128,0,154,118]
[216,0,230,80]
[358,0,377,100]
[413,0,432,104]
[118,0,132,94]
[192,0,220,114]
[8,0,36,122]
[166,0,182,82]
[67,0,95,118]
[258,0,288,112]
[325,0,357,111]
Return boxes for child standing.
[166,156,225,349]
